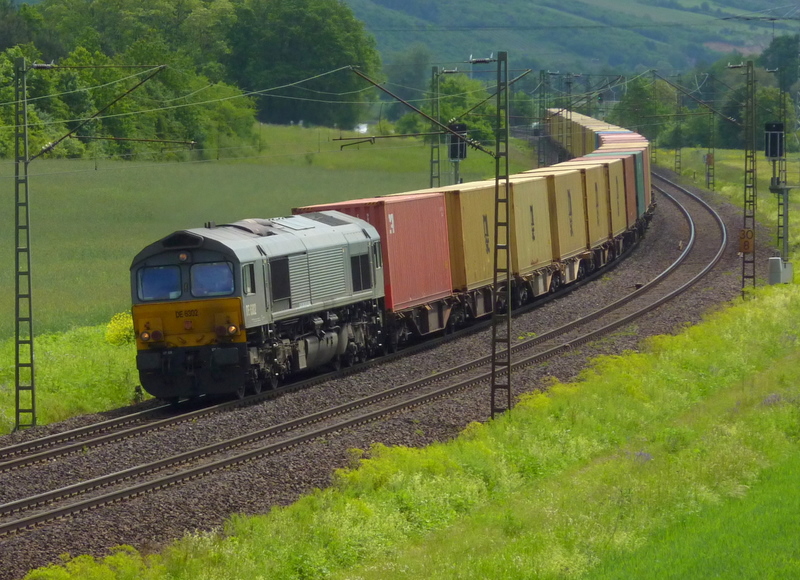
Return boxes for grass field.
[0,124,532,339]
[587,448,800,579]
[659,147,800,256]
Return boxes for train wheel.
[343,351,355,367]
[269,372,280,390]
[514,284,530,308]
[234,383,246,400]
[249,370,262,395]
[577,261,587,281]
[549,273,562,293]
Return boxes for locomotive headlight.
[216,324,239,337]
[151,330,164,341]
[140,331,151,342]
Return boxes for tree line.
[0,0,381,159]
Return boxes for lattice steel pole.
[706,74,716,192]
[563,73,573,161]
[430,66,441,188]
[490,52,512,419]
[674,75,682,175]
[14,58,36,430]
[651,70,657,165]
[735,61,758,296]
[537,69,550,168]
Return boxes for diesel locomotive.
[131,212,386,400]
[131,109,654,401]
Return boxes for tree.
[226,0,381,128]
[757,34,799,92]
[608,77,674,143]
[384,43,431,121]
[717,86,796,150]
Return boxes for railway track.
[0,173,726,539]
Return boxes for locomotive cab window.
[351,254,371,292]
[138,266,181,301]
[243,263,256,296]
[191,262,234,297]
[269,257,291,311]
[372,242,383,269]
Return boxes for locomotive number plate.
[175,309,199,318]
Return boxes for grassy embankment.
[0,124,531,432]
[25,255,800,579]
[20,148,800,578]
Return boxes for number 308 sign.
[739,229,754,254]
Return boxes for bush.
[105,312,134,346]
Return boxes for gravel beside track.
[0,169,767,579]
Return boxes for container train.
[130,110,654,401]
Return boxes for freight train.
[130,110,654,401]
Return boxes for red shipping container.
[293,194,452,312]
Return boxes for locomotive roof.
[131,210,379,267]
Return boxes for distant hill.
[343,0,788,74]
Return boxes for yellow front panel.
[133,297,245,351]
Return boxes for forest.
[0,0,381,159]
